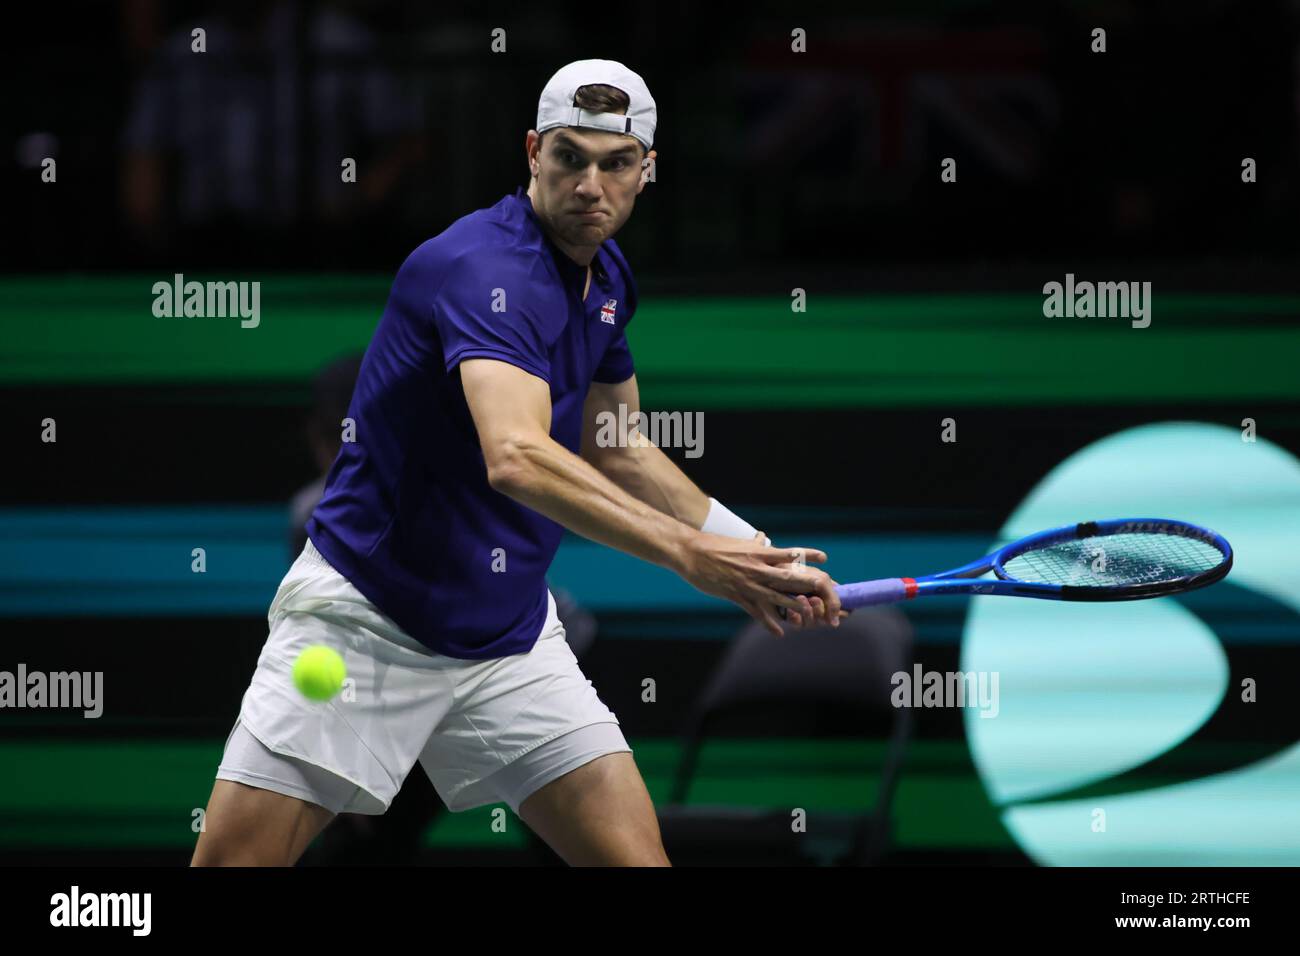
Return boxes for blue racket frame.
[834,518,1233,610]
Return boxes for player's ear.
[526,130,542,177]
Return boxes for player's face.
[528,127,649,249]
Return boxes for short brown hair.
[571,83,630,115]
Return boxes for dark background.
[8,0,1300,276]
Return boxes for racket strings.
[1002,532,1224,587]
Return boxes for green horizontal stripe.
[2,275,1297,406]
[0,737,1011,850]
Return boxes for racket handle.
[837,578,911,609]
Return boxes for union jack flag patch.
[599,299,618,325]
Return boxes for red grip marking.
[902,577,918,599]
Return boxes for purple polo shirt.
[306,187,637,658]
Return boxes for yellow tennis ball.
[292,645,346,701]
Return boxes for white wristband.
[701,497,770,546]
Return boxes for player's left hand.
[755,532,851,630]
[784,592,851,628]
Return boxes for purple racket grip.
[837,578,910,609]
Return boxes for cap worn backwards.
[536,59,657,150]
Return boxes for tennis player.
[192,59,841,868]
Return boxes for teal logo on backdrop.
[965,422,1300,865]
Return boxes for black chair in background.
[654,606,914,866]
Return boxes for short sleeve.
[431,254,557,383]
[593,329,635,384]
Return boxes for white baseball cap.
[536,59,656,150]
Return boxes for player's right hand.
[676,531,842,637]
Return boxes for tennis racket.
[817,518,1233,611]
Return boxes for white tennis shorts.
[216,539,630,816]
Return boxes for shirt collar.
[514,186,608,287]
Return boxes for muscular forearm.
[490,432,699,573]
[596,432,710,529]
